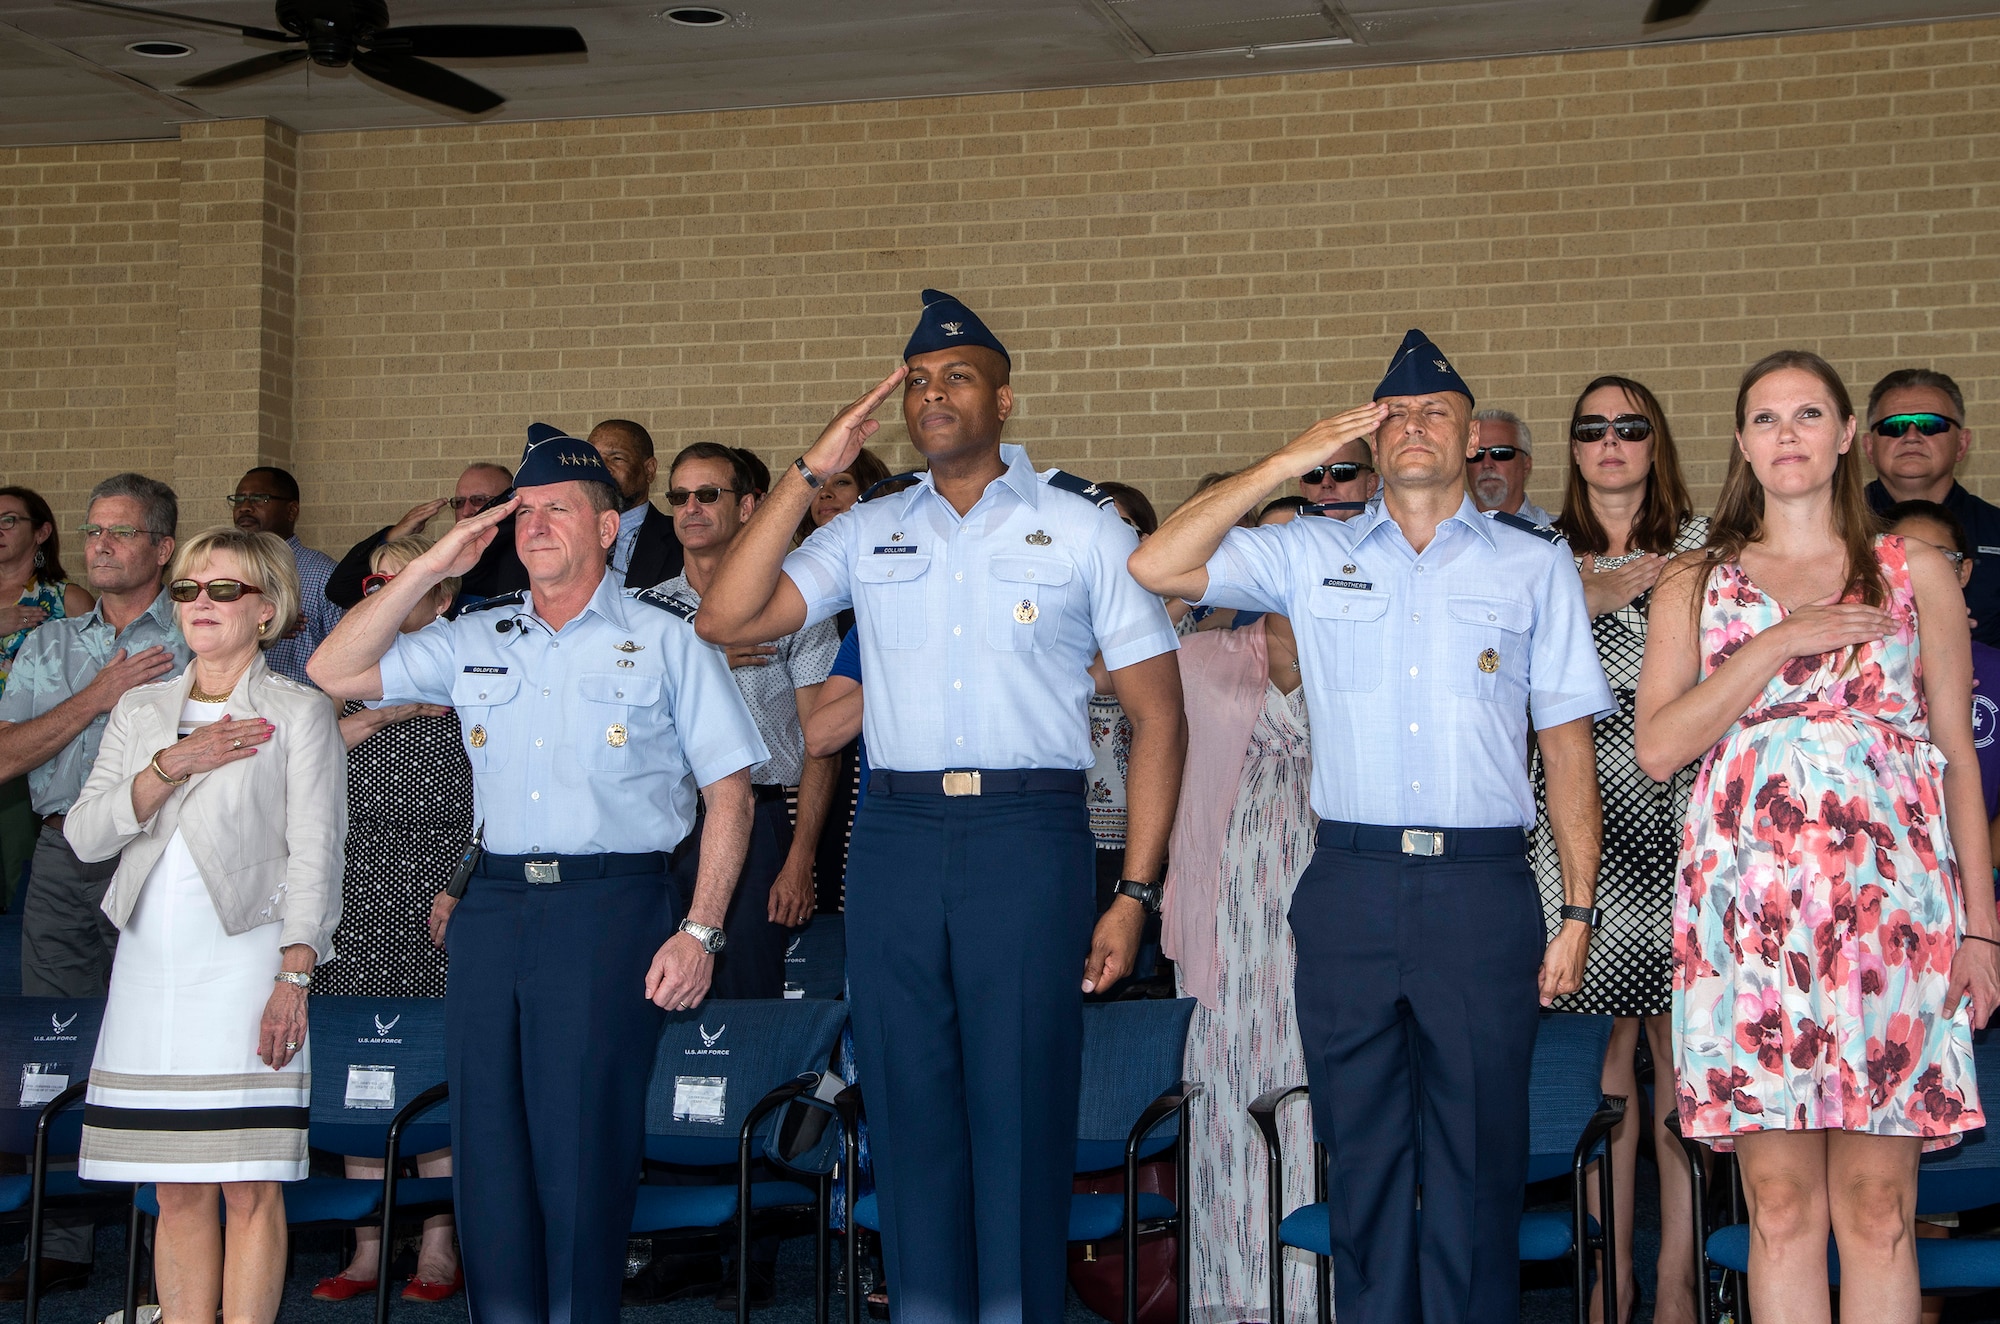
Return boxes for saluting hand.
[800,366,908,481]
[411,492,520,582]
[1272,401,1391,478]
[646,932,715,1011]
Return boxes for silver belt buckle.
[524,860,562,884]
[941,771,982,797]
[1400,829,1444,857]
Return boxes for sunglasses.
[224,493,281,508]
[1301,463,1374,485]
[446,494,494,513]
[664,486,740,508]
[1469,447,1522,463]
[361,572,396,596]
[1872,412,1960,439]
[167,578,264,604]
[77,523,162,543]
[1572,414,1655,444]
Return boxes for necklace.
[188,682,233,703]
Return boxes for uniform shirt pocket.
[449,671,521,768]
[986,555,1074,653]
[853,553,932,650]
[1305,585,1390,693]
[1445,595,1532,703]
[576,671,663,771]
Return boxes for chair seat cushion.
[386,1176,454,1211]
[1278,1203,1331,1257]
[1708,1224,2000,1290]
[629,1180,815,1233]
[281,1177,386,1226]
[853,1192,879,1232]
[1068,1193,1177,1242]
[1518,1211,1601,1261]
[0,1171,116,1214]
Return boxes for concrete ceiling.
[0,0,1992,147]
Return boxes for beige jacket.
[65,654,347,960]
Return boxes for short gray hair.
[87,473,177,538]
[1471,408,1532,453]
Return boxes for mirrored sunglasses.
[1301,463,1374,485]
[1872,412,1960,439]
[1572,414,1655,444]
[664,486,739,508]
[167,578,264,604]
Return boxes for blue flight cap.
[515,422,619,491]
[903,288,1011,366]
[1373,328,1475,407]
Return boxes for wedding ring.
[284,1041,299,1050]
[231,738,243,749]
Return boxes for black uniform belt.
[752,783,787,804]
[1316,821,1527,860]
[475,851,667,883]
[869,769,1087,798]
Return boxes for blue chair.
[783,914,846,1000]
[0,913,23,995]
[0,997,122,1324]
[123,997,451,1324]
[839,997,1200,1324]
[1681,1030,2000,1323]
[1251,1012,1625,1324]
[631,998,848,1323]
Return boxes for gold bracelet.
[148,750,190,787]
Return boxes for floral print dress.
[1674,536,1982,1151]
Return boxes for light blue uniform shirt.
[609,501,648,585]
[1200,495,1613,829]
[783,444,1179,773]
[378,572,768,856]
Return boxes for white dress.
[1176,682,1318,1322]
[77,697,310,1183]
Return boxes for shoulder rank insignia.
[860,471,926,503]
[1041,469,1115,509]
[631,587,698,623]
[459,589,525,615]
[1487,509,1567,545]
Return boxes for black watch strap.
[1114,879,1163,915]
[1559,904,1600,928]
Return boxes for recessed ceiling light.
[126,39,194,58]
[657,7,732,26]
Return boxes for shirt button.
[615,691,623,698]
[1025,570,1035,580]
[955,571,964,581]
[1341,605,1351,615]
[534,737,543,747]
[1409,723,1418,733]
[478,692,487,700]
[1414,565,1424,573]
[531,790,541,800]
[955,736,965,746]
[1412,781,1421,791]
[542,688,551,697]
[1488,612,1497,621]
[551,641,560,648]
[953,679,963,690]
[1408,666,1418,677]
[953,625,962,636]
[1412,612,1421,622]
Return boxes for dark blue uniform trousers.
[1289,830,1544,1324]
[844,788,1096,1324]
[446,862,676,1324]
[672,790,793,999]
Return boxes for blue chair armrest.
[1573,1095,1627,1172]
[377,1081,451,1324]
[384,1081,450,1167]
[1248,1084,1309,1162]
[1125,1080,1200,1167]
[731,1075,818,1314]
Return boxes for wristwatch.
[793,456,825,490]
[1113,880,1164,915]
[273,970,313,989]
[1558,904,1600,929]
[678,919,727,954]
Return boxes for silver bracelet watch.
[678,919,726,954]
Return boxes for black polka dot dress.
[312,703,473,999]
[1530,517,1707,1018]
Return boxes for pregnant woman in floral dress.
[1637,350,2000,1323]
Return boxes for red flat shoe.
[402,1268,464,1302]
[311,1274,379,1301]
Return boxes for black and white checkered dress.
[1530,516,1707,1018]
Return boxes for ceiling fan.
[63,0,587,114]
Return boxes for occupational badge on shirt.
[607,723,628,748]
[1026,530,1052,546]
[615,640,643,653]
[890,531,905,542]
[1014,599,1039,624]
[617,658,634,668]
[469,725,487,748]
[1341,563,1357,575]
[1478,648,1500,674]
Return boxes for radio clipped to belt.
[446,824,484,899]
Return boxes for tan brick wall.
[3,19,1997,556]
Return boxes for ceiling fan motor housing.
[276,0,389,67]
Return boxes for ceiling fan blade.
[370,25,586,59]
[178,47,309,89]
[59,0,294,43]
[352,50,503,114]
[1643,0,1708,22]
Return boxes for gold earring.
[258,619,270,636]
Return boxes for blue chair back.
[0,997,104,1155]
[1916,1030,2000,1214]
[1525,1012,1614,1184]
[1074,997,1194,1172]
[783,914,845,1000]
[0,915,22,997]
[306,997,449,1157]
[642,999,847,1167]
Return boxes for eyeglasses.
[1872,412,1961,439]
[361,572,396,596]
[1469,447,1522,463]
[0,514,34,533]
[664,486,740,508]
[76,523,162,543]
[1572,414,1655,445]
[224,493,281,508]
[1301,463,1374,485]
[446,495,495,513]
[167,578,264,604]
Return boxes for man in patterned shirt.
[658,442,841,998]
[228,466,343,684]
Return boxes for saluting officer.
[1133,330,1614,1324]
[695,291,1187,1323]
[309,425,767,1324]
